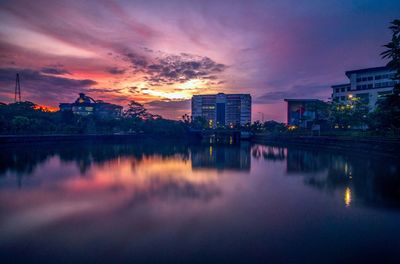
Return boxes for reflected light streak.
[344,187,352,207]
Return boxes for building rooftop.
[192,93,251,97]
[345,66,390,78]
[284,99,322,102]
[331,83,350,88]
[60,93,122,108]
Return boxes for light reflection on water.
[0,140,400,263]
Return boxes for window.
[362,85,367,89]
[375,83,381,88]
[356,85,361,90]
[362,77,367,81]
[341,88,345,92]
[367,76,373,81]
[335,88,339,93]
[347,87,351,91]
[341,96,345,101]
[368,84,373,89]
[375,75,381,80]
[356,78,362,82]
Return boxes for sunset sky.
[0,0,399,121]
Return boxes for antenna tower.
[15,73,21,103]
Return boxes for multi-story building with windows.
[191,93,251,128]
[332,66,398,110]
[60,93,122,119]
[284,99,328,129]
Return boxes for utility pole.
[15,73,21,103]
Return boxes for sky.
[0,0,399,121]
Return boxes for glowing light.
[344,187,352,207]
[142,89,192,100]
[33,105,58,112]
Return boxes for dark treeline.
[0,101,188,136]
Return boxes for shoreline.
[0,134,194,144]
[252,134,400,157]
[1,133,400,157]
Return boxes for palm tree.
[371,19,400,133]
[381,19,400,80]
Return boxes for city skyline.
[0,0,399,121]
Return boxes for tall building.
[191,93,251,128]
[60,93,122,119]
[332,66,398,110]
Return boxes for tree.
[124,101,148,119]
[381,19,400,79]
[370,19,400,132]
[329,96,369,129]
[263,120,287,133]
[191,116,208,129]
[181,114,191,125]
[250,121,264,132]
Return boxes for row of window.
[356,81,396,90]
[335,81,396,93]
[356,73,395,82]
[335,87,351,93]
[334,95,370,103]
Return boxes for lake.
[1,140,400,263]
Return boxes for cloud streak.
[0,0,399,120]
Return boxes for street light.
[258,112,264,122]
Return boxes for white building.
[332,66,398,110]
[191,93,251,128]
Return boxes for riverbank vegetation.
[0,101,187,136]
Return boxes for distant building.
[284,99,328,129]
[60,93,122,119]
[191,93,251,128]
[191,143,251,171]
[332,66,398,110]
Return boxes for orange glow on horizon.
[33,104,58,112]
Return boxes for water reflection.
[1,141,400,263]
[191,142,251,171]
[252,145,400,208]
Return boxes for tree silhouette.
[371,19,400,132]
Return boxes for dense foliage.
[369,19,400,133]
[0,101,187,136]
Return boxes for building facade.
[285,99,328,129]
[332,66,398,110]
[192,93,251,128]
[60,93,122,119]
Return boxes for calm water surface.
[1,140,400,263]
